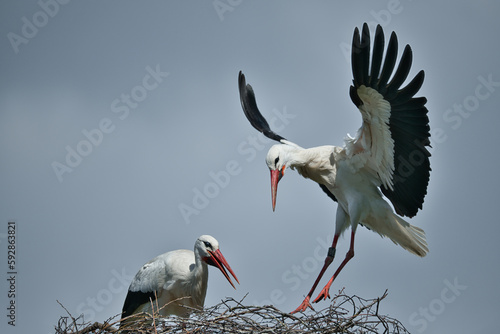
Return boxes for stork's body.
[238,23,431,313]
[274,143,427,256]
[120,235,238,327]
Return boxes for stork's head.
[196,235,239,289]
[265,144,292,211]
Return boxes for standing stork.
[120,235,239,327]
[238,23,431,313]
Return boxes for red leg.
[313,230,355,303]
[290,234,340,314]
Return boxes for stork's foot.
[312,281,333,303]
[290,296,315,314]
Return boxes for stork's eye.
[203,241,212,249]
[274,157,279,166]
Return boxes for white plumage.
[120,235,238,326]
[238,23,431,313]
[345,85,394,189]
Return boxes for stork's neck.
[283,145,332,169]
[193,249,209,279]
[284,145,338,185]
[277,144,307,168]
[191,249,209,305]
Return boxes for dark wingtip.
[238,70,246,91]
[237,71,287,143]
[349,85,363,107]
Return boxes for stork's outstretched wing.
[348,23,431,218]
[238,71,286,143]
[238,71,337,202]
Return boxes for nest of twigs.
[55,289,409,334]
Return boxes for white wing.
[129,249,194,293]
[121,249,198,320]
[344,85,394,189]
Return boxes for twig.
[56,300,82,334]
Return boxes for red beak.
[270,166,285,211]
[207,249,239,289]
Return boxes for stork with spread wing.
[238,23,430,313]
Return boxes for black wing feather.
[377,32,398,95]
[238,71,286,142]
[121,289,157,320]
[391,70,425,106]
[385,45,413,99]
[359,24,371,86]
[351,28,363,88]
[351,23,431,218]
[238,72,337,204]
[319,184,338,202]
[369,25,385,88]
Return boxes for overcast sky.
[1,1,500,333]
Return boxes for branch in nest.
[55,290,410,334]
